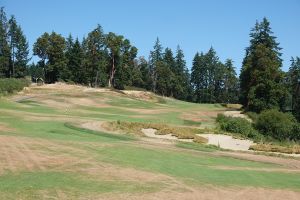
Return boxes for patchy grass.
[250,143,300,154]
[176,142,219,152]
[96,144,300,189]
[106,121,208,143]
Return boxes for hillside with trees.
[1,7,300,130]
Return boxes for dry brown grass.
[250,144,300,154]
[106,121,208,143]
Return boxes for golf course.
[1,83,300,200]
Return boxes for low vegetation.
[0,78,30,95]
[106,121,208,143]
[216,114,262,141]
[255,109,300,141]
[217,110,300,154]
[250,143,300,154]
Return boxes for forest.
[0,7,300,123]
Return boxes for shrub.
[216,114,261,140]
[0,78,30,95]
[255,109,299,141]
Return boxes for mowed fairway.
[1,83,300,200]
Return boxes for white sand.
[199,134,254,151]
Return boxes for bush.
[255,109,299,141]
[0,78,30,95]
[216,114,261,140]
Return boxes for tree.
[0,7,10,77]
[288,57,300,121]
[13,25,30,78]
[149,38,163,92]
[114,38,137,89]
[174,46,191,100]
[162,48,175,96]
[67,38,86,84]
[223,59,239,103]
[240,18,284,112]
[84,25,108,87]
[33,32,67,83]
[106,32,123,88]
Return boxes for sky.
[2,0,300,73]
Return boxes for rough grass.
[106,121,208,143]
[97,144,300,189]
[1,84,300,198]
[250,143,300,154]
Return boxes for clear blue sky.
[2,0,300,73]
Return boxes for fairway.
[0,83,300,199]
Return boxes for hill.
[0,83,300,199]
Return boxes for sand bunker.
[199,134,254,151]
[141,128,193,142]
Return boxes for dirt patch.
[0,135,82,174]
[0,123,15,132]
[199,134,254,151]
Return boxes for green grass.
[96,144,300,189]
[1,85,300,198]
[0,171,162,199]
[176,141,219,152]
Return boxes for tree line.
[1,7,300,121]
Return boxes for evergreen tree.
[67,38,86,84]
[8,15,18,77]
[14,25,30,78]
[137,57,151,90]
[174,46,190,100]
[0,7,10,77]
[288,57,300,121]
[240,18,285,112]
[84,25,108,87]
[149,37,163,92]
[33,32,67,83]
[191,52,207,102]
[223,59,239,103]
[162,48,175,96]
[114,38,138,88]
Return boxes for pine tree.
[223,59,239,103]
[240,18,285,112]
[174,46,190,100]
[68,38,86,84]
[84,25,108,87]
[288,57,300,121]
[149,38,163,92]
[0,7,10,77]
[8,15,18,77]
[162,48,175,96]
[14,25,29,78]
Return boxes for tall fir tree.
[240,18,285,112]
[14,25,29,78]
[84,25,108,87]
[174,46,191,100]
[67,38,86,84]
[223,59,239,103]
[0,7,10,77]
[288,57,300,121]
[149,37,163,92]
